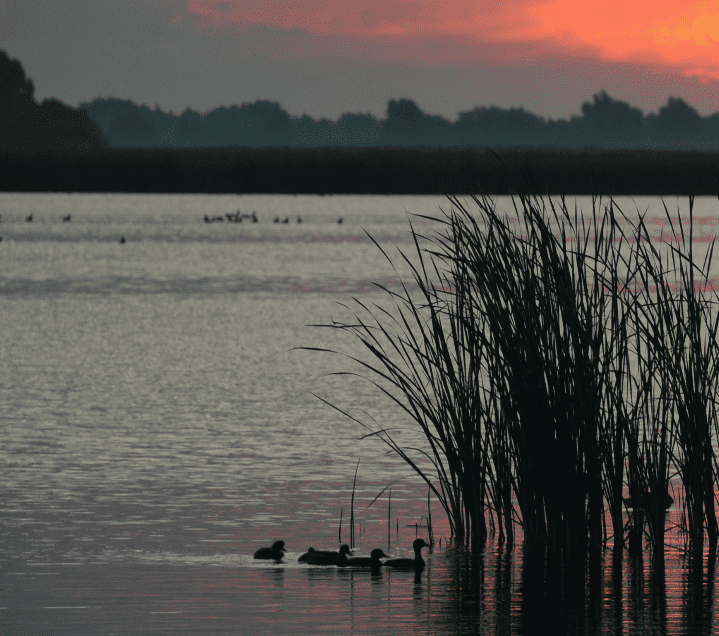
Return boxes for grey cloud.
[1,0,718,120]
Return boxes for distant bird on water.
[119,236,126,243]
[383,539,430,570]
[26,214,33,222]
[253,540,287,560]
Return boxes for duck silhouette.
[306,544,353,566]
[298,547,317,562]
[337,548,387,568]
[383,539,430,570]
[253,540,287,560]
[623,491,673,510]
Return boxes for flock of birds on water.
[253,538,430,571]
[0,209,344,244]
[203,209,344,225]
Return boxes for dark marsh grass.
[303,189,719,567]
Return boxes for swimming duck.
[307,544,353,566]
[299,545,352,563]
[253,540,287,559]
[623,491,673,510]
[337,548,387,568]
[383,539,430,570]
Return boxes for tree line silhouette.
[81,92,719,151]
[3,47,719,152]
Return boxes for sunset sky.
[2,0,719,120]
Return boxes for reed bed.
[305,190,719,563]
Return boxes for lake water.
[1,192,718,635]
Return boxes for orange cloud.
[521,1,719,67]
[182,0,719,79]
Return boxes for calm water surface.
[1,193,718,635]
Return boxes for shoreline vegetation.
[1,147,719,194]
[305,187,719,577]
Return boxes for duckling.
[253,540,286,559]
[337,548,387,568]
[383,539,429,570]
[299,544,352,563]
[307,544,353,566]
[298,547,317,562]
